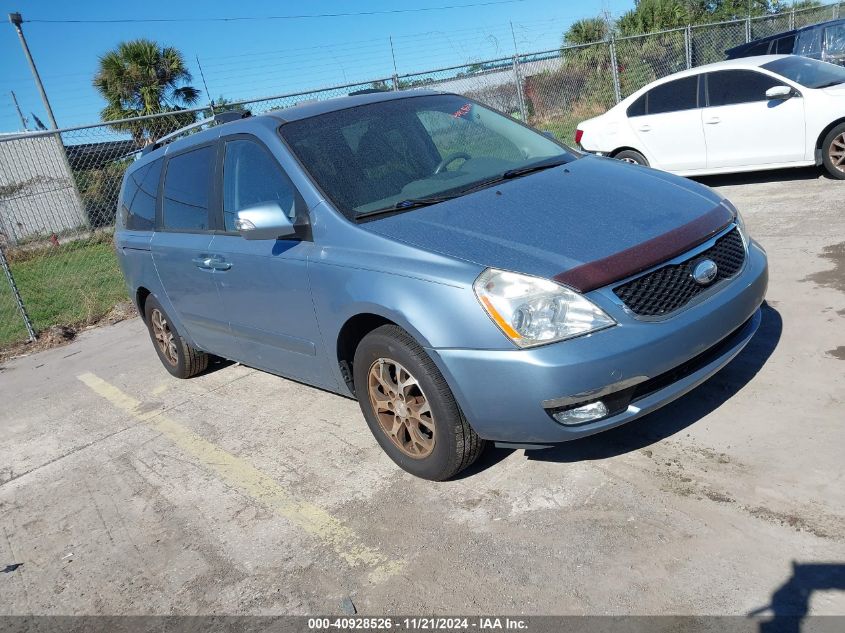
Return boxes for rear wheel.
[144,295,208,378]
[353,325,485,480]
[613,149,649,166]
[822,123,845,180]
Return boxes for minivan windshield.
[762,56,845,88]
[279,94,573,219]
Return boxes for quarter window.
[162,146,215,231]
[707,70,781,107]
[222,139,297,232]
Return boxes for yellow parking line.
[78,372,404,582]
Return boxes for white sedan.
[575,55,845,179]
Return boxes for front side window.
[162,145,214,231]
[824,24,845,60]
[707,70,780,107]
[643,76,699,115]
[279,95,572,218]
[223,139,296,232]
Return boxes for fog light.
[552,401,609,426]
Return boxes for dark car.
[726,18,845,66]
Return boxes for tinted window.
[744,40,772,56]
[707,70,780,106]
[627,93,647,117]
[645,76,699,115]
[162,146,214,231]
[762,55,845,88]
[118,158,163,231]
[774,35,796,54]
[223,139,296,232]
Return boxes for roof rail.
[141,109,251,156]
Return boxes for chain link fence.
[1,1,843,350]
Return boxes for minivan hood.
[361,155,729,289]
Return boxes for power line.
[23,1,529,24]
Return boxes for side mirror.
[235,201,297,241]
[766,85,793,100]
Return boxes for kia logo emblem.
[691,259,718,285]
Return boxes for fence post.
[0,243,36,342]
[392,74,400,91]
[609,38,622,104]
[745,16,751,43]
[685,25,693,69]
[512,55,528,121]
[789,7,796,30]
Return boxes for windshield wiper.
[501,157,569,179]
[356,195,458,219]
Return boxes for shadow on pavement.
[749,562,845,633]
[694,166,826,188]
[459,302,782,478]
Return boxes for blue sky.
[0,0,632,132]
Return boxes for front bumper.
[430,239,768,444]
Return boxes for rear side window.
[774,35,796,54]
[118,158,162,231]
[162,145,215,231]
[707,70,781,107]
[644,76,699,115]
[222,139,296,232]
[744,40,772,56]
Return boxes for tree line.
[564,0,821,45]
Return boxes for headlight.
[473,268,615,348]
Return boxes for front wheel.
[822,123,845,180]
[353,325,485,480]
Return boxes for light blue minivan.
[115,90,768,480]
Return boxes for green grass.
[0,240,127,348]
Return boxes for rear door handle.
[192,256,213,269]
[705,116,721,125]
[637,124,651,132]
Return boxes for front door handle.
[638,124,651,132]
[705,116,721,125]
[208,258,232,271]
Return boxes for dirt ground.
[1,167,843,617]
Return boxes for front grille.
[613,228,745,317]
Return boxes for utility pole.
[8,12,58,129]
[389,36,400,91]
[10,90,28,131]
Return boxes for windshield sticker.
[452,103,472,118]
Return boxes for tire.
[613,149,649,166]
[821,123,845,180]
[143,295,208,379]
[353,325,485,481]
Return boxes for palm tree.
[93,39,200,144]
[563,17,610,46]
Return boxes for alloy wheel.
[150,308,179,366]
[367,358,435,459]
[829,132,845,174]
